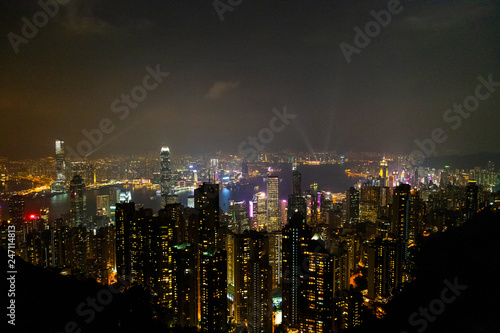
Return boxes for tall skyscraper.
[233,233,251,325]
[96,195,110,217]
[200,249,227,332]
[195,183,220,251]
[269,231,282,289]
[51,139,66,193]
[359,184,380,224]
[171,243,197,327]
[392,183,411,281]
[298,239,333,333]
[160,146,173,207]
[157,203,184,307]
[233,230,272,330]
[465,181,479,219]
[266,176,280,232]
[380,157,388,187]
[287,195,307,223]
[115,202,136,279]
[288,167,306,223]
[229,200,251,234]
[8,195,25,228]
[210,158,219,181]
[69,175,86,227]
[282,212,312,329]
[292,168,301,196]
[252,192,267,231]
[334,290,364,332]
[346,187,360,225]
[367,237,399,299]
[193,182,227,331]
[248,232,273,333]
[134,208,157,288]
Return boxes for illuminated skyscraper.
[298,240,333,333]
[96,195,110,217]
[269,231,282,289]
[233,231,272,331]
[195,183,220,251]
[292,168,301,196]
[229,200,250,234]
[193,182,227,331]
[248,232,272,333]
[266,176,280,232]
[287,195,307,223]
[8,195,25,228]
[465,181,479,219]
[115,202,135,279]
[346,187,360,225]
[69,175,86,227]
[160,146,173,207]
[233,233,251,325]
[359,184,380,224]
[252,192,267,231]
[171,243,197,327]
[282,212,312,329]
[51,139,66,193]
[200,249,227,332]
[380,157,388,187]
[367,237,398,299]
[392,183,411,280]
[157,204,179,307]
[288,167,306,223]
[334,290,364,332]
[134,208,157,288]
[210,158,219,181]
[115,205,157,286]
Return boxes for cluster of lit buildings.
[1,142,500,333]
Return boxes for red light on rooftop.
[29,214,36,219]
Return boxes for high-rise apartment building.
[51,139,66,193]
[360,184,380,224]
[346,187,360,225]
[392,183,411,280]
[266,176,280,232]
[229,200,251,234]
[282,212,312,329]
[200,249,227,332]
[252,192,267,231]
[8,195,25,228]
[160,146,173,207]
[69,175,86,227]
[298,239,333,333]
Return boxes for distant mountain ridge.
[423,152,500,170]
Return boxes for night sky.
[1,0,499,159]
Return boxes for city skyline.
[2,1,500,332]
[1,138,500,332]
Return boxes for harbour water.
[2,163,361,222]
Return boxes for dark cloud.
[0,0,498,159]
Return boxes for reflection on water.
[10,164,359,221]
